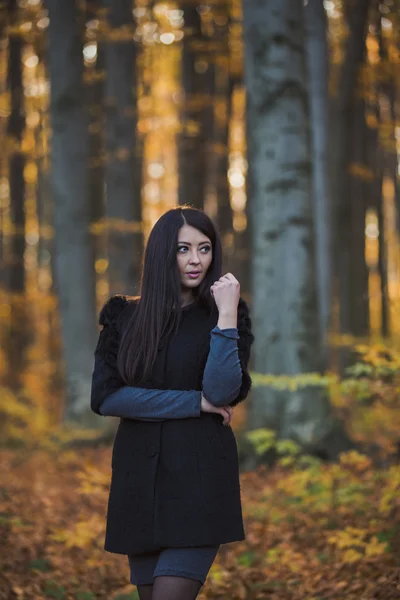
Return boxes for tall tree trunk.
[0,8,6,289]
[7,0,28,388]
[216,77,235,275]
[177,3,210,210]
[242,0,354,459]
[387,77,400,238]
[86,0,106,269]
[204,2,234,272]
[103,0,142,295]
[331,0,370,336]
[305,0,332,358]
[377,190,389,336]
[348,99,369,336]
[47,0,99,426]
[375,18,389,337]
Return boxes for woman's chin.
[181,281,200,289]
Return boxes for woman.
[90,206,254,600]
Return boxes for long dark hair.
[117,206,222,385]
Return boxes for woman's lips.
[186,272,201,279]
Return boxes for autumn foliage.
[1,343,400,599]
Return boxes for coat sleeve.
[233,297,255,406]
[90,295,129,416]
[90,295,202,419]
[201,297,254,408]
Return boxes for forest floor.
[2,344,400,599]
[0,440,400,600]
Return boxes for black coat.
[90,294,254,556]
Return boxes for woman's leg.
[152,545,220,600]
[136,583,154,600]
[152,575,201,600]
[128,551,159,599]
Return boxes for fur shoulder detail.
[99,294,139,327]
[237,297,255,346]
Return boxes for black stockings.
[137,584,153,600]
[138,576,202,600]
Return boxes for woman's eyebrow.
[178,241,210,246]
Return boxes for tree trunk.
[177,3,210,210]
[7,0,28,388]
[347,99,369,336]
[0,8,6,289]
[387,77,400,238]
[204,1,234,272]
[377,190,389,336]
[216,78,235,275]
[86,1,106,268]
[331,0,370,336]
[375,19,389,337]
[305,0,332,357]
[103,0,143,295]
[242,0,354,459]
[47,0,99,426]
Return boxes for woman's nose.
[189,252,201,264]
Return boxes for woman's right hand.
[200,393,233,426]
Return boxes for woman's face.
[177,224,213,289]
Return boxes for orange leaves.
[1,446,400,600]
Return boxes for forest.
[1,0,400,598]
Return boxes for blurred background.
[1,1,400,598]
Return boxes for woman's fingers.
[219,273,239,284]
[219,406,233,426]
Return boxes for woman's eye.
[177,246,211,253]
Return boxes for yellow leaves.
[51,514,104,549]
[329,526,366,548]
[328,527,387,563]
[250,371,336,391]
[342,549,363,563]
[245,428,276,456]
[77,463,110,496]
[353,343,400,373]
[339,450,372,474]
[378,466,400,515]
[365,536,387,557]
[0,387,32,420]
[266,544,307,573]
[208,563,225,584]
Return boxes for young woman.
[90,206,254,600]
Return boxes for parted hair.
[117,206,223,385]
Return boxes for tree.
[331,0,371,337]
[242,0,354,460]
[204,1,234,270]
[6,0,29,387]
[85,0,106,271]
[47,0,99,425]
[103,0,143,295]
[177,2,211,210]
[305,0,332,356]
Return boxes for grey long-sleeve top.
[99,325,242,421]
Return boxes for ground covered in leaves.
[2,344,400,599]
[1,443,400,600]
